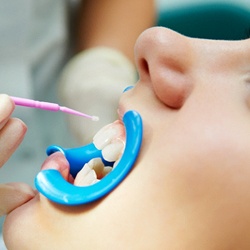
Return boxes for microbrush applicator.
[10,96,99,121]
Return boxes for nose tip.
[135,27,193,109]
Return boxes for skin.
[3,27,250,249]
[0,94,25,167]
[0,94,35,216]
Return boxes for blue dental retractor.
[35,110,143,205]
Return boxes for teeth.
[74,162,97,186]
[93,120,123,150]
[88,158,106,179]
[112,158,120,169]
[93,127,118,150]
[74,158,112,186]
[102,140,124,162]
[103,166,112,176]
[93,120,125,163]
[75,120,126,187]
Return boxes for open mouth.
[40,120,125,186]
[74,120,125,186]
[35,110,143,205]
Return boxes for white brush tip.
[92,116,99,121]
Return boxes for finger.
[0,94,14,130]
[0,118,27,167]
[0,182,36,216]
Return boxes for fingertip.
[6,118,27,143]
[0,94,15,116]
[0,118,27,167]
[11,117,27,134]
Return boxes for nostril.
[139,58,150,76]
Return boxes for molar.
[74,162,97,186]
[74,158,113,186]
[88,158,108,179]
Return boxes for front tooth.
[93,125,118,150]
[102,140,124,162]
[74,163,97,186]
[93,120,124,150]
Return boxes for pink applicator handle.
[10,96,99,121]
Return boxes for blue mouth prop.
[35,110,143,205]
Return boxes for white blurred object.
[58,46,137,144]
[0,233,7,250]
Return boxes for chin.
[3,194,40,249]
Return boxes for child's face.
[4,28,250,249]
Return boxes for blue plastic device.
[35,110,143,205]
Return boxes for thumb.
[0,183,36,216]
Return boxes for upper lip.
[117,104,125,121]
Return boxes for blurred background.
[157,0,250,40]
[0,0,250,239]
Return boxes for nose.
[135,27,193,109]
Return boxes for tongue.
[41,152,74,183]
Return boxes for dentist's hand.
[0,94,36,216]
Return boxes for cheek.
[146,130,250,243]
[146,115,250,205]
